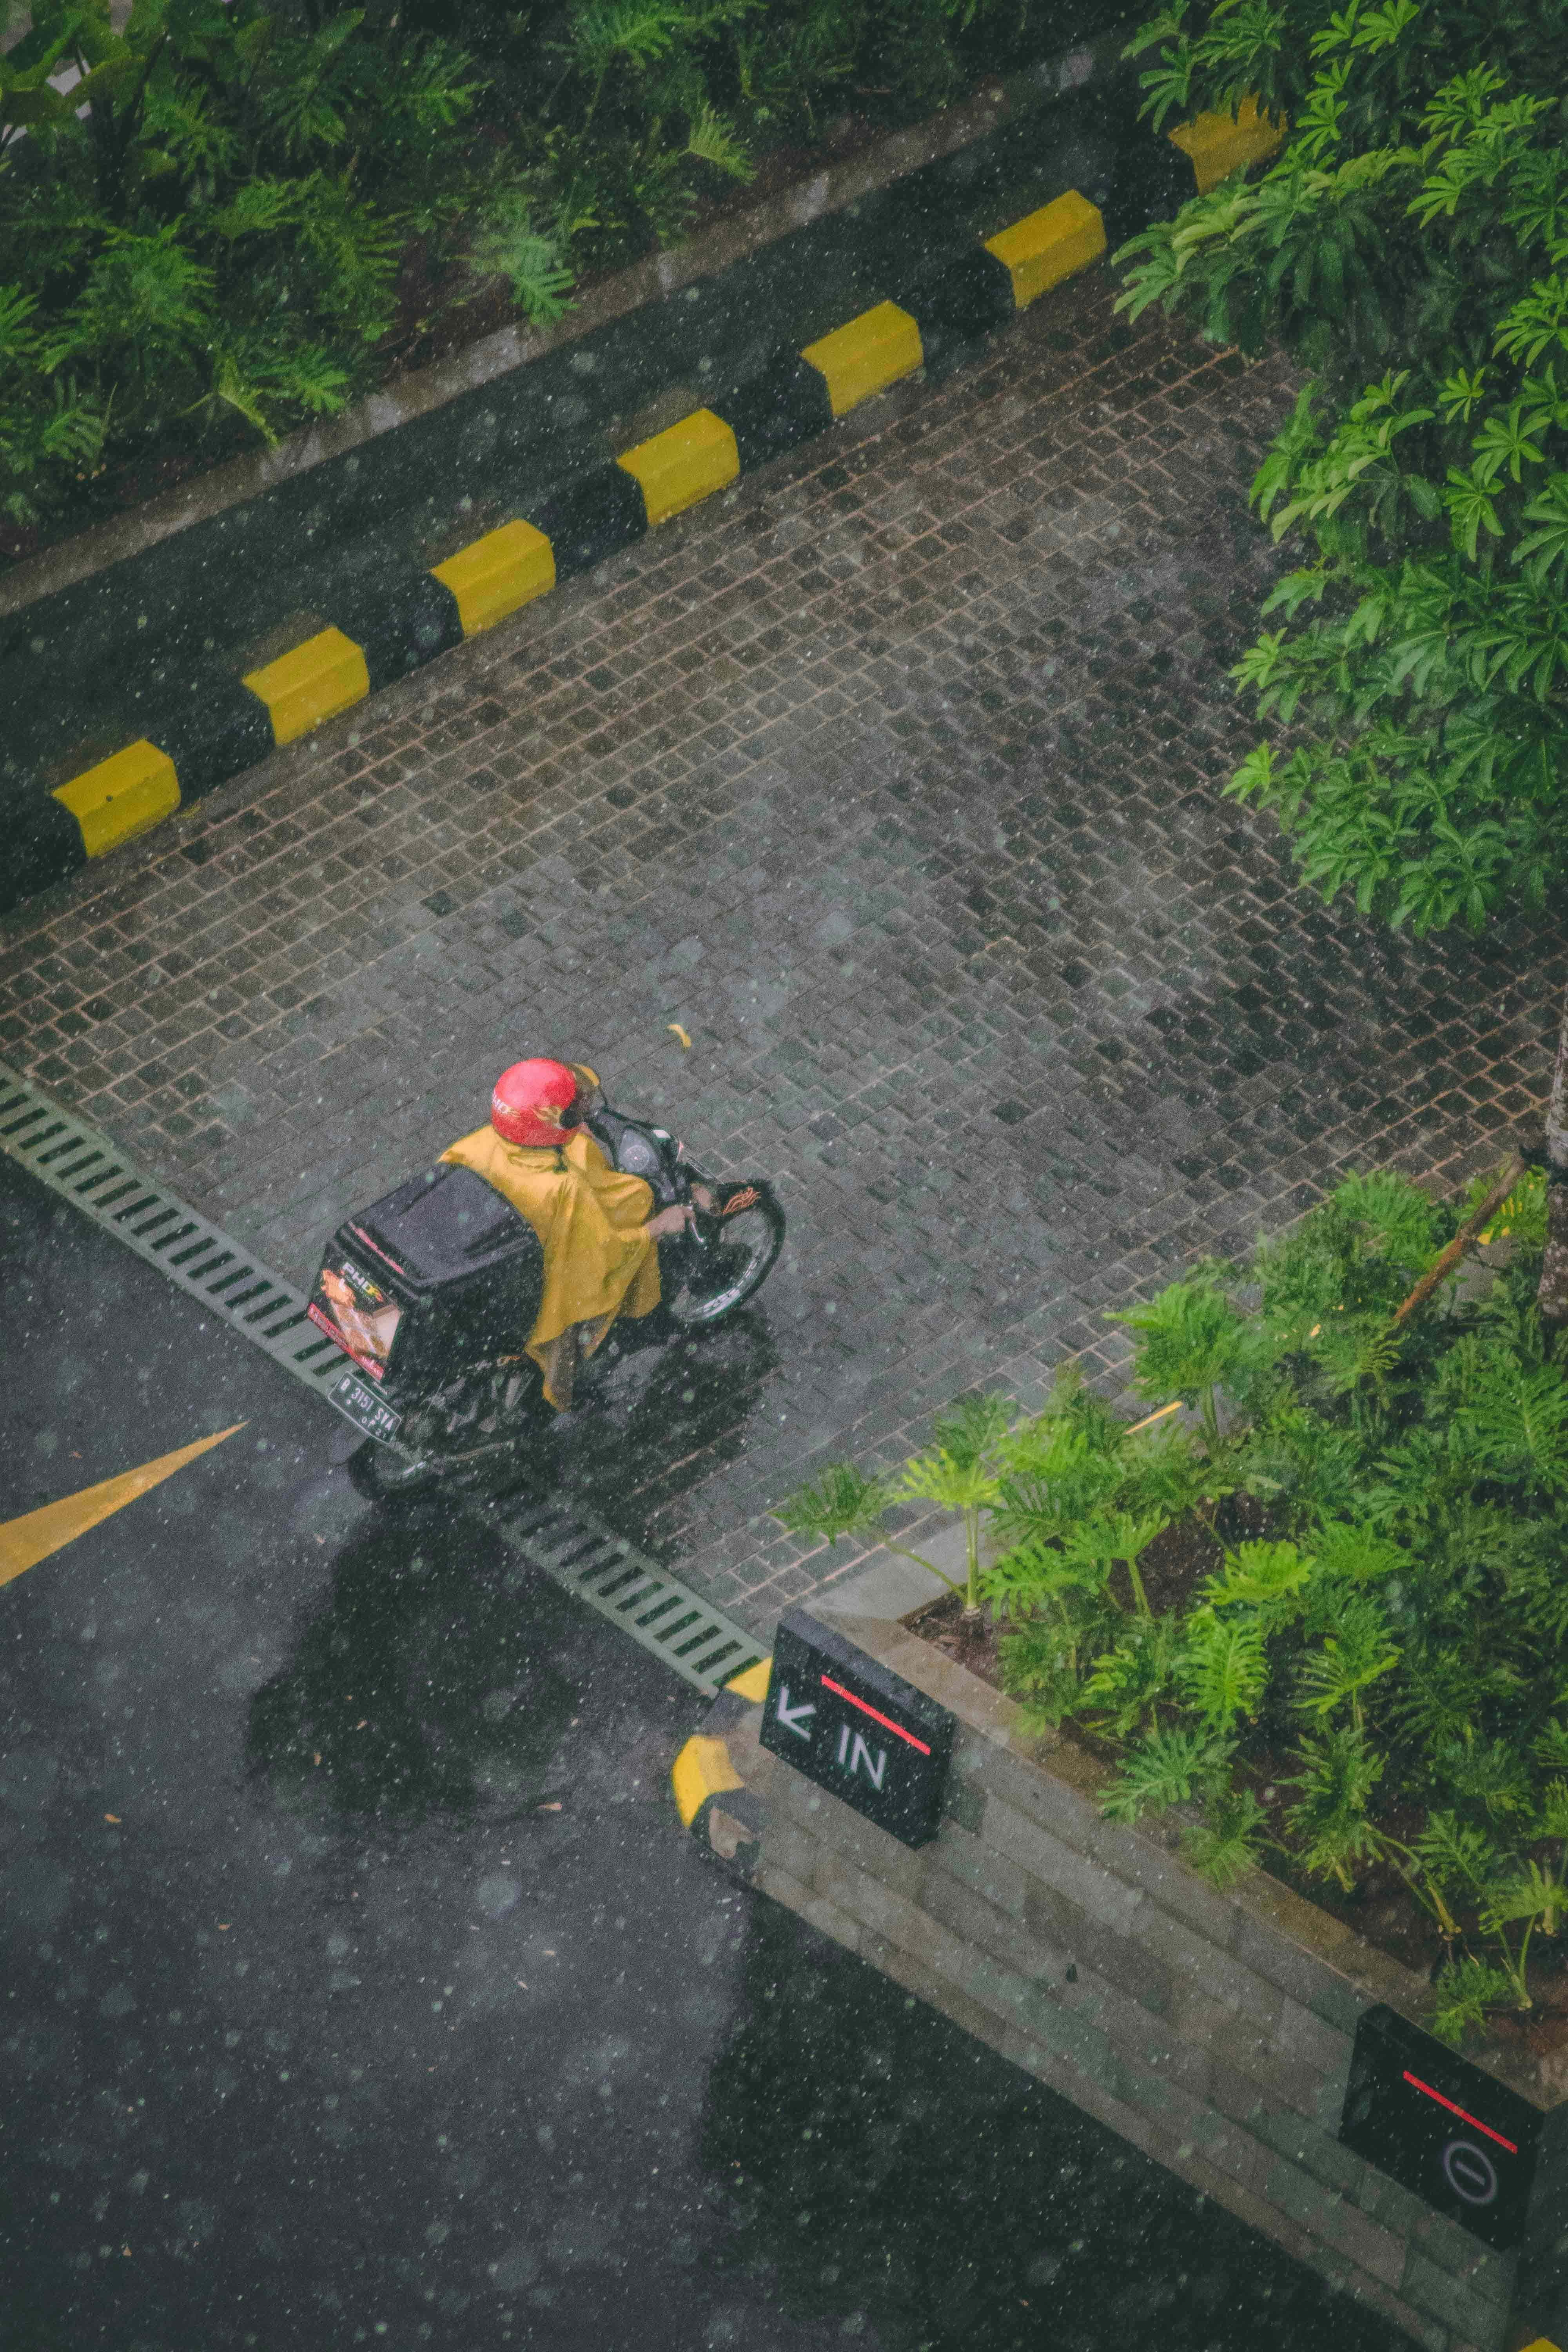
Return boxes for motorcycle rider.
[438,1058,692,1413]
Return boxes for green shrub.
[1113,0,1568,940]
[775,1162,1568,2046]
[0,0,1094,528]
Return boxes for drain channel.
[0,1067,350,1397]
[0,1058,764,1693]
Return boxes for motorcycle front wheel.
[663,1194,785,1328]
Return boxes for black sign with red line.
[760,1610,956,1848]
[1339,2004,1543,2249]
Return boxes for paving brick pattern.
[3,264,1562,1635]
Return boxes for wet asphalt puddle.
[2,1153,1403,2350]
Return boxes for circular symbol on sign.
[1442,2139,1499,2206]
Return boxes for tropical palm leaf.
[1310,1519,1408,1585]
[1294,1595,1398,1722]
[684,104,753,180]
[771,1463,894,1545]
[1181,1786,1269,1889]
[1100,1726,1233,1824]
[931,1390,1015,1472]
[1432,1737,1533,1818]
[1178,1611,1270,1732]
[1411,1809,1500,1895]
[1201,1539,1315,1615]
[1480,1862,1568,1936]
[1454,1360,1568,1492]
[1082,1615,1180,1736]
[1429,1957,1520,2045]
[1108,1276,1247,1407]
[467,196,577,322]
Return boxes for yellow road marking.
[671,1733,744,1828]
[0,1423,246,1587]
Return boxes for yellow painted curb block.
[433,520,556,635]
[1169,96,1287,195]
[1517,2341,1564,2350]
[803,301,924,419]
[243,626,370,746]
[985,191,1107,309]
[724,1657,771,1703]
[52,739,180,860]
[671,1733,744,1829]
[617,408,740,527]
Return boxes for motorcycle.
[308,1071,785,1503]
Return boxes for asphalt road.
[1,1154,1404,2352]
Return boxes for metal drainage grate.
[489,1494,767,1693]
[0,1062,351,1399]
[0,1056,764,1695]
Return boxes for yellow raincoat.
[439,1125,661,1410]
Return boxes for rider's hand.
[644,1204,691,1241]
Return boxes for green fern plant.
[773,1392,1016,1617]
[1199,1538,1315,1624]
[1429,1957,1522,2048]
[1283,1725,1389,1893]
[1053,1509,1171,1621]
[1081,1615,1181,1738]
[1294,1595,1399,1733]
[1100,1726,1234,1826]
[1178,1610,1269,1735]
[1107,1275,1247,1455]
[1002,1621,1094,1735]
[778,1161,1568,2042]
[465,194,578,322]
[1181,1786,1269,1890]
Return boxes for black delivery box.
[309,1163,544,1396]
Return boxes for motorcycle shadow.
[546,1303,781,1523]
[245,1517,581,1824]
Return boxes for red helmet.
[490,1058,580,1148]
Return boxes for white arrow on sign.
[774,1684,817,1740]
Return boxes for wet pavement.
[2,261,1560,1639]
[1,1154,1417,2351]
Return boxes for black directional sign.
[759,1609,956,1849]
[1339,2004,1543,2250]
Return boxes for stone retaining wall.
[717,1599,1564,2352]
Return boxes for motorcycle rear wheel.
[344,1363,543,1505]
[346,1437,443,1504]
[663,1195,785,1327]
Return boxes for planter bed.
[909,1583,1568,2064]
[702,1590,1568,2352]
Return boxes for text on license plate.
[330,1373,403,1444]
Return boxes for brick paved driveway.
[4,265,1562,1630]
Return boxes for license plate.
[330,1372,403,1444]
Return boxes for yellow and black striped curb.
[2,100,1283,918]
[672,1655,772,1876]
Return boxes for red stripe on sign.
[1401,2071,1518,2154]
[819,1674,931,1754]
